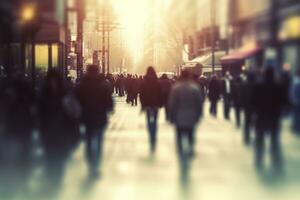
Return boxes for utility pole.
[101,3,106,74]
[76,0,85,80]
[107,9,110,74]
[211,0,216,74]
[97,3,119,74]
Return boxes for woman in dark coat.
[140,66,162,154]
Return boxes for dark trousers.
[86,125,106,172]
[223,94,231,119]
[244,110,253,144]
[234,105,241,127]
[255,117,282,171]
[176,127,195,157]
[292,106,300,134]
[146,108,158,152]
[131,95,138,106]
[210,100,218,116]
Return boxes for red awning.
[220,46,262,64]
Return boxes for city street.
[3,96,299,200]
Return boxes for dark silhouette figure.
[77,65,113,176]
[0,72,35,196]
[208,75,221,117]
[253,67,285,172]
[39,69,80,193]
[131,76,140,106]
[241,72,256,144]
[231,76,243,128]
[222,72,233,120]
[116,74,125,97]
[140,66,162,154]
[159,74,172,120]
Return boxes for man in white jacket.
[168,70,204,157]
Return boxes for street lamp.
[20,3,36,23]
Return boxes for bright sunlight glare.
[110,0,172,65]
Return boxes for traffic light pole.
[102,5,106,74]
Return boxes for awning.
[220,46,262,64]
[184,51,226,67]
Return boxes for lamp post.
[211,0,216,74]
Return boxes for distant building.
[226,0,300,74]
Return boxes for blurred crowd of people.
[0,64,299,194]
[108,66,299,175]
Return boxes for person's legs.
[176,127,183,157]
[224,95,230,119]
[210,101,217,116]
[187,127,195,156]
[270,118,282,172]
[164,106,168,120]
[235,105,241,127]
[244,111,251,145]
[255,121,265,170]
[146,108,158,153]
[85,125,106,174]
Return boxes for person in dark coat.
[0,72,35,192]
[140,66,162,154]
[131,75,140,106]
[39,69,80,191]
[221,71,233,120]
[2,72,35,153]
[241,72,256,144]
[253,67,285,172]
[159,74,172,120]
[77,65,113,176]
[231,76,243,128]
[208,75,221,117]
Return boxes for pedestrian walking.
[208,75,221,117]
[222,71,233,120]
[168,70,203,158]
[241,72,256,144]
[159,74,172,120]
[231,76,243,127]
[140,66,162,154]
[77,65,113,176]
[253,67,285,172]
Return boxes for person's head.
[180,70,190,81]
[161,73,168,80]
[86,65,99,76]
[145,66,157,79]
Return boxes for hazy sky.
[110,0,173,64]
